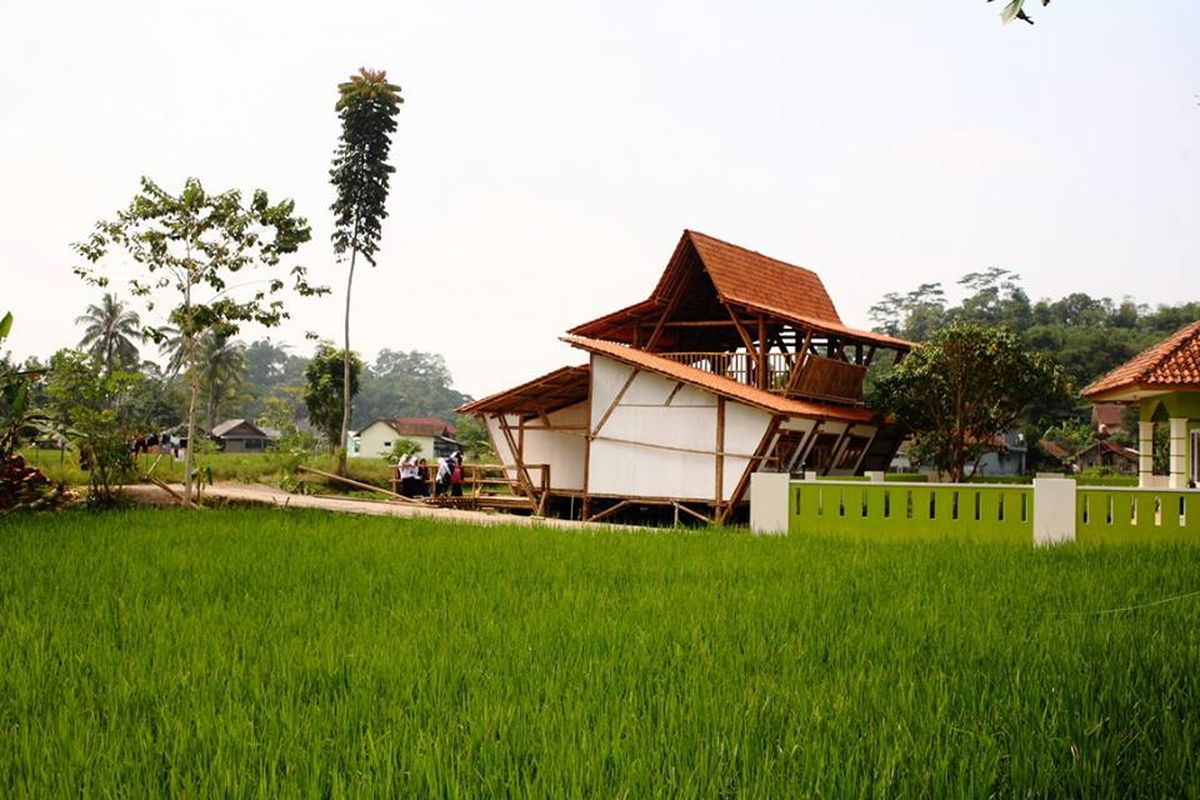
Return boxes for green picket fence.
[1076,487,1199,544]
[791,481,1032,543]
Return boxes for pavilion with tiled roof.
[460,230,914,523]
[1081,320,1200,488]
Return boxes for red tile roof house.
[1081,320,1200,489]
[459,230,914,523]
[354,417,459,461]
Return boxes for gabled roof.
[211,419,266,438]
[568,230,911,351]
[1038,438,1070,461]
[458,366,591,416]
[366,417,456,437]
[1075,439,1138,463]
[1082,320,1200,400]
[562,335,875,423]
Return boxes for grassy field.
[19,448,398,491]
[2,510,1198,797]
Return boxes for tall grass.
[1,510,1198,797]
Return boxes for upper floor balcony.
[655,350,867,405]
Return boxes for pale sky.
[2,1,1197,399]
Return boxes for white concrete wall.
[355,422,436,460]
[587,356,771,502]
[750,472,790,534]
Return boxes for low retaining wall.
[750,475,1200,544]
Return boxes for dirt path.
[124,482,634,531]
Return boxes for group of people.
[131,432,186,458]
[396,451,465,498]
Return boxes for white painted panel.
[589,357,633,431]
[623,372,676,405]
[589,439,715,500]
[670,383,717,407]
[485,416,517,480]
[602,405,717,452]
[518,402,587,491]
[721,402,772,500]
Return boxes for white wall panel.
[589,357,633,431]
[589,439,716,500]
[518,402,587,491]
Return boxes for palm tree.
[200,334,246,431]
[76,293,142,375]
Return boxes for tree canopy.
[873,322,1070,482]
[74,176,326,503]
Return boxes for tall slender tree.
[76,292,142,376]
[329,68,403,475]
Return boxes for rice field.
[1,509,1198,797]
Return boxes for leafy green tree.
[76,292,142,376]
[388,438,422,460]
[454,414,494,461]
[330,68,404,475]
[873,322,1070,482]
[354,349,472,427]
[303,344,362,453]
[242,338,307,421]
[74,176,326,506]
[45,350,140,508]
[868,283,946,342]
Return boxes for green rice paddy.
[2,509,1198,797]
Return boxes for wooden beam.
[757,315,768,389]
[588,499,631,523]
[714,397,725,508]
[719,416,783,524]
[295,465,424,506]
[663,382,685,407]
[728,307,757,354]
[673,501,713,525]
[591,367,640,437]
[644,280,687,350]
[785,329,815,395]
[498,417,538,502]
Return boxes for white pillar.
[1033,477,1076,545]
[750,472,790,535]
[1169,418,1188,489]
[1138,421,1154,488]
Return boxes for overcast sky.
[1,1,1197,398]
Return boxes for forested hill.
[243,342,472,429]
[868,268,1200,388]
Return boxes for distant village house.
[210,419,272,453]
[354,417,459,460]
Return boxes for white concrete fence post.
[1032,477,1076,545]
[750,473,790,535]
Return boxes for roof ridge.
[684,229,822,278]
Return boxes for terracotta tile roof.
[458,366,590,415]
[1082,320,1200,399]
[1038,438,1070,461]
[569,230,912,351]
[1075,439,1138,463]
[684,230,843,324]
[562,335,875,423]
[371,417,457,437]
